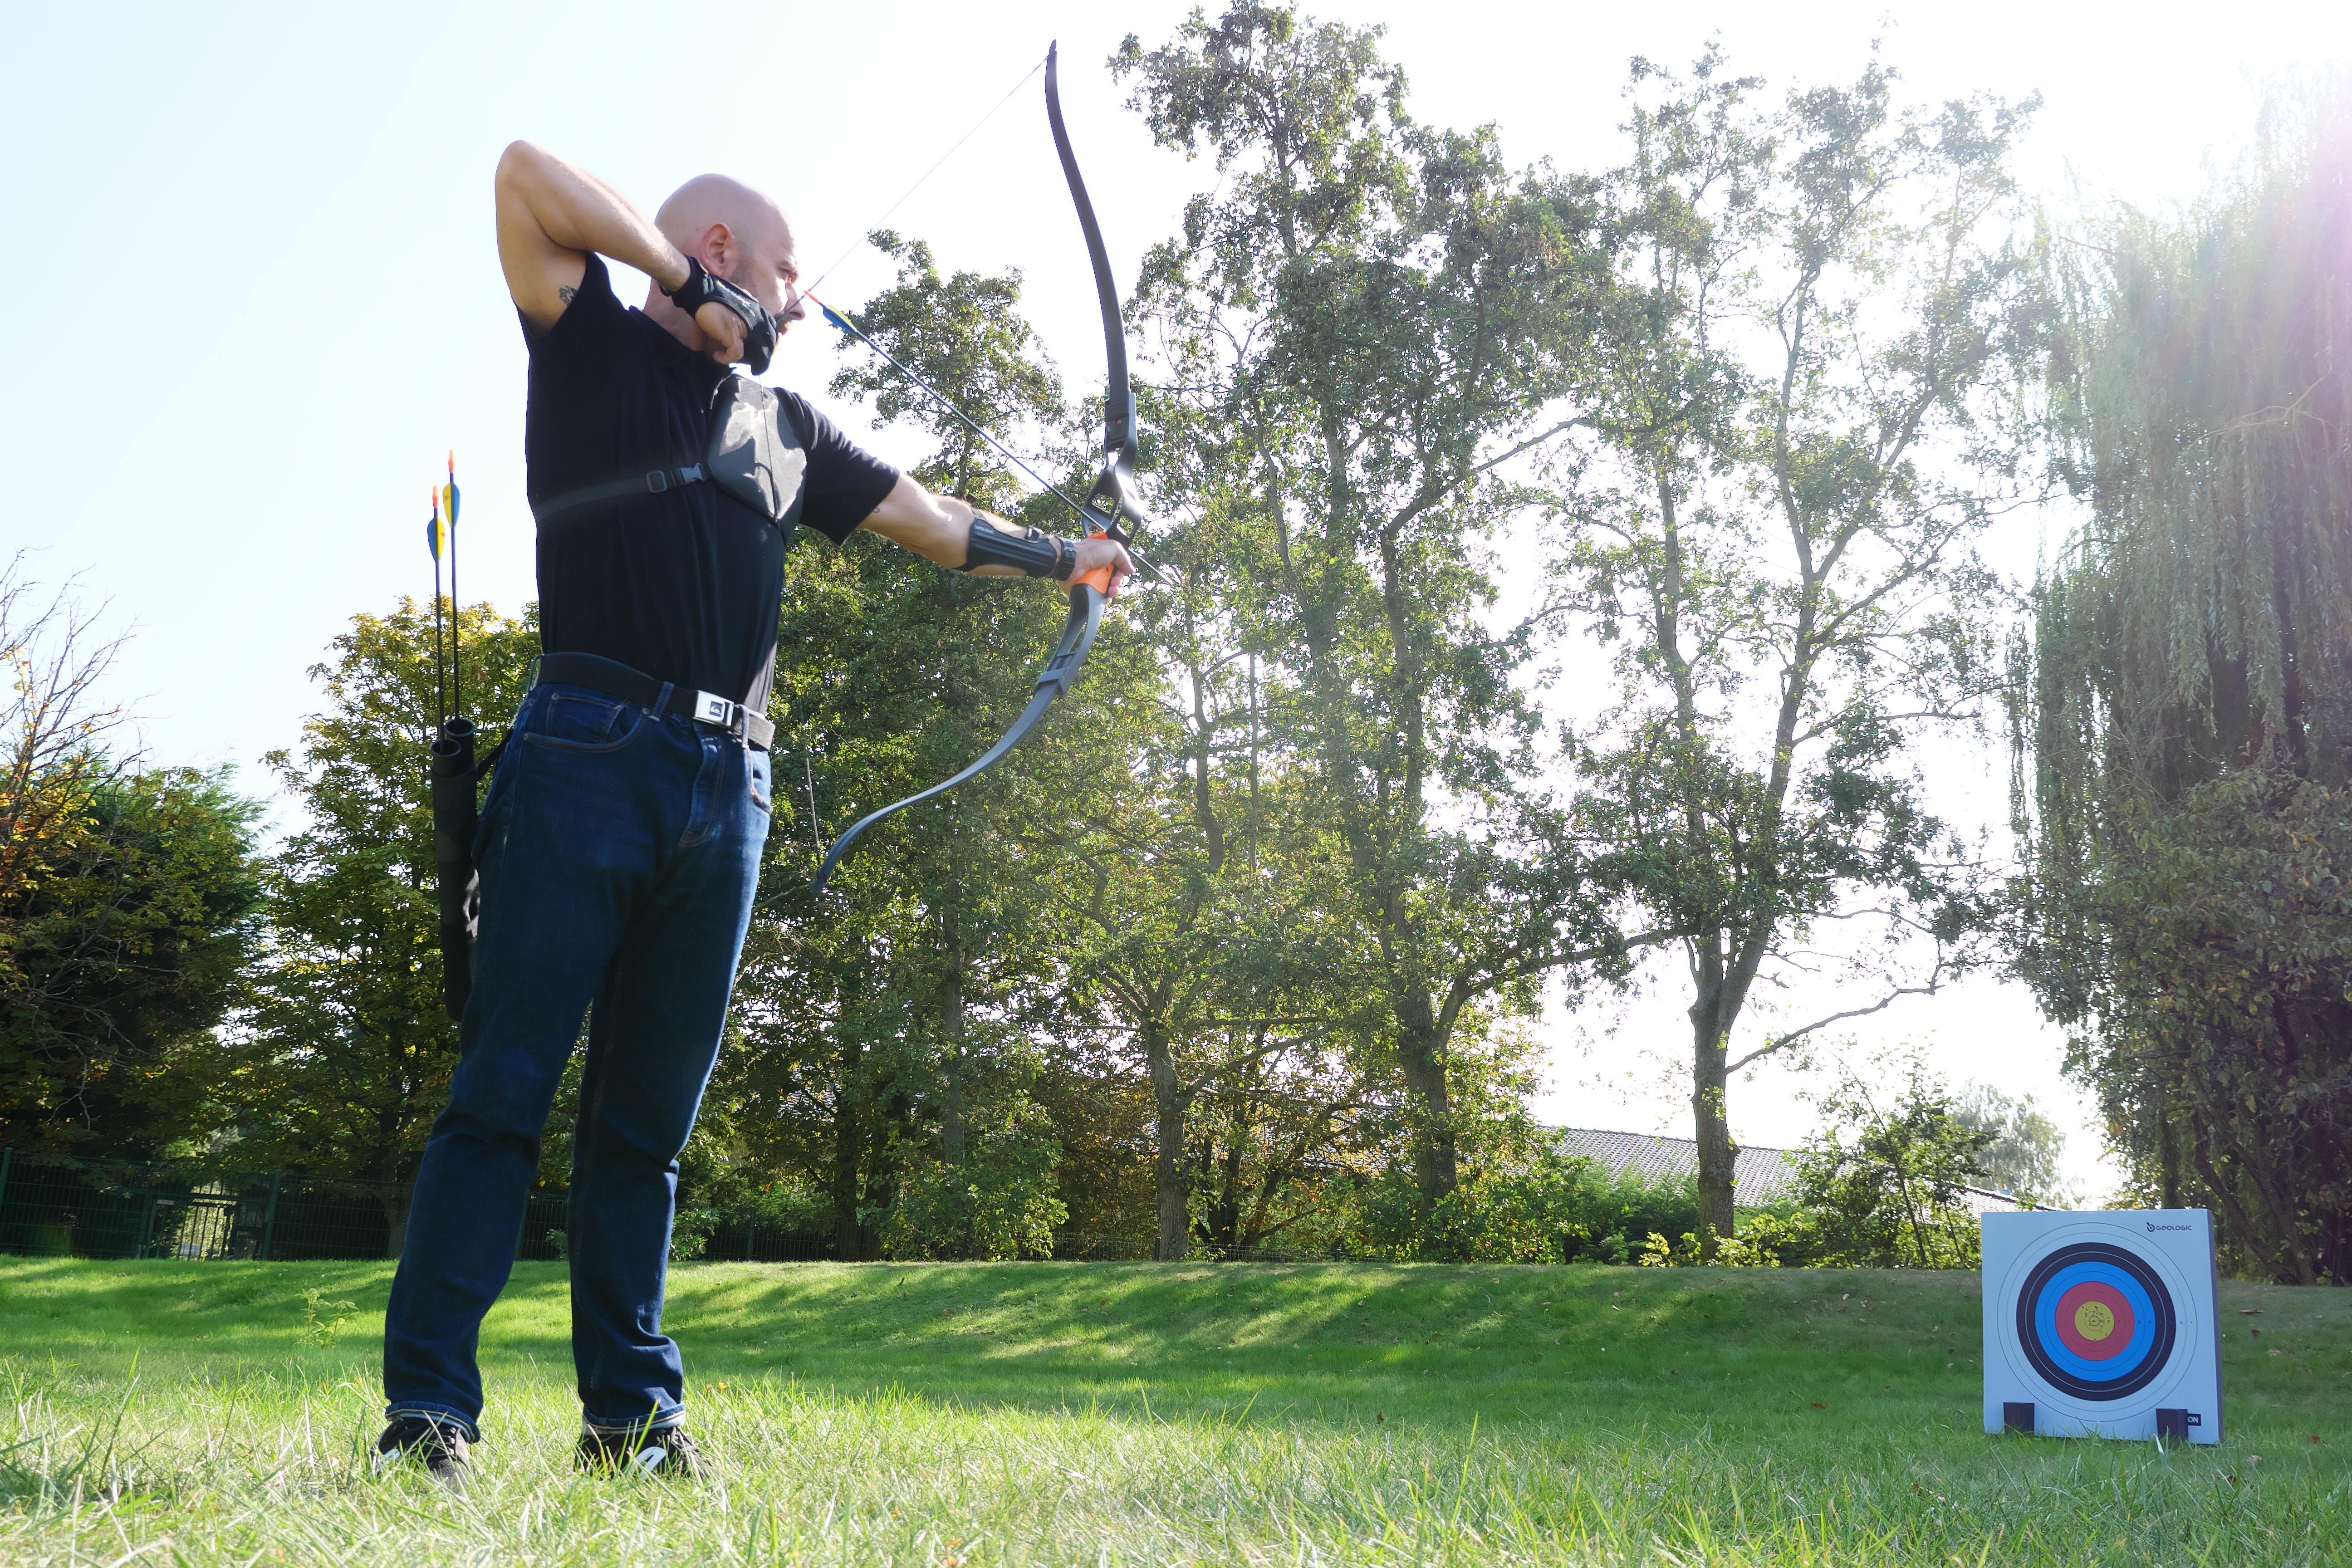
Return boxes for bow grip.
[1072,530,1119,595]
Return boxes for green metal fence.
[0,1149,569,1263]
[0,1150,1343,1265]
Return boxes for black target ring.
[2013,1240,2178,1402]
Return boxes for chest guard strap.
[531,375,806,540]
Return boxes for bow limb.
[808,580,1107,897]
[1046,40,1154,554]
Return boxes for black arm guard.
[955,516,1076,579]
[663,257,779,374]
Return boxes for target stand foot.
[2002,1402,2035,1435]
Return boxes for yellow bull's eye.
[2074,1300,2116,1341]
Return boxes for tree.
[0,560,262,1156]
[0,560,131,921]
[733,235,1151,1256]
[1177,1009,1378,1253]
[1051,653,1381,1258]
[1558,52,2043,1252]
[1953,1082,2075,1207]
[882,1095,1068,1260]
[2014,83,2352,1283]
[0,765,263,1156]
[720,919,924,1261]
[1794,1063,1995,1269]
[199,599,539,1255]
[1117,4,1649,1227]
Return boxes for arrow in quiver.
[423,454,492,1022]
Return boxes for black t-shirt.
[520,253,898,712]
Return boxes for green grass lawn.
[0,1257,2345,1564]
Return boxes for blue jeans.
[382,676,772,1438]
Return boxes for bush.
[1559,1166,1703,1265]
[1348,1150,1704,1264]
[1793,1067,1994,1269]
[1637,1207,1822,1268]
[880,1099,1068,1261]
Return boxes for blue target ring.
[2031,1263,2155,1380]
[2014,1242,2177,1401]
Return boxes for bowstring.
[802,54,1049,297]
[807,291,1098,528]
[798,47,1114,535]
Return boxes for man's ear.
[697,221,737,278]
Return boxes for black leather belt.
[535,652,774,750]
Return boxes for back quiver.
[429,719,491,1023]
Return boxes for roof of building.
[1553,1127,1803,1205]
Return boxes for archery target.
[2015,1241,2174,1400]
[1982,1210,2222,1443]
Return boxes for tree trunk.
[853,1114,897,1262]
[381,1177,414,1262]
[2187,1121,2305,1284]
[1881,1140,1932,1269]
[1394,992,1459,1213]
[1206,1126,1248,1250]
[940,968,966,1168]
[2155,1090,2181,1210]
[1689,1068,1736,1258]
[1146,1024,1190,1260]
[831,1033,867,1261]
[1687,955,1738,1258]
[2220,1123,2318,1286]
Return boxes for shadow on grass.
[5,1257,2346,1457]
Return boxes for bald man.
[374,143,1131,1490]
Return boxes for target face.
[1983,1210,2221,1443]
[2013,1242,2177,1401]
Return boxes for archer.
[372,143,1132,1490]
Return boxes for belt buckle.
[691,690,732,728]
[646,470,671,494]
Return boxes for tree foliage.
[1791,1066,1994,1269]
[0,765,262,1156]
[2014,83,2352,1283]
[1952,1081,2075,1207]
[196,600,539,1254]
[0,563,262,1156]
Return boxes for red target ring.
[2053,1281,2134,1360]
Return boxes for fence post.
[745,1217,755,1262]
[259,1171,282,1262]
[0,1147,11,1215]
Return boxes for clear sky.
[7,0,2347,1193]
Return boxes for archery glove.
[664,257,779,374]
